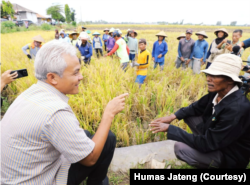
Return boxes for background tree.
[70,8,76,22]
[216,21,222,26]
[1,0,15,19]
[0,5,8,19]
[64,4,71,23]
[46,4,64,22]
[230,21,237,26]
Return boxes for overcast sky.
[9,0,250,25]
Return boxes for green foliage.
[1,5,8,18]
[1,97,10,114]
[72,21,76,26]
[1,20,15,28]
[70,8,75,22]
[1,0,14,18]
[41,23,53,30]
[46,4,64,21]
[64,4,71,23]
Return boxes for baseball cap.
[139,38,147,44]
[186,29,193,34]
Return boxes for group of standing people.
[175,28,245,74]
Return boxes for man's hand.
[104,93,129,118]
[152,57,155,61]
[185,59,191,65]
[222,39,228,44]
[226,44,233,51]
[180,57,185,62]
[149,123,169,133]
[201,61,205,66]
[104,54,108,57]
[157,54,162,58]
[1,70,18,84]
[151,114,176,125]
[27,54,32,59]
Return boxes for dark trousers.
[84,59,91,65]
[104,44,107,51]
[174,116,223,169]
[95,48,103,58]
[67,130,116,185]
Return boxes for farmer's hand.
[157,54,162,58]
[1,70,18,92]
[222,39,228,44]
[149,123,170,133]
[27,54,32,59]
[201,61,205,66]
[104,54,108,57]
[185,59,191,65]
[152,57,155,61]
[226,44,233,51]
[104,93,129,118]
[180,57,185,62]
[151,114,176,125]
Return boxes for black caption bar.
[130,169,249,184]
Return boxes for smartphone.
[10,69,28,79]
[242,66,249,72]
[227,40,231,44]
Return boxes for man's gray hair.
[35,40,77,81]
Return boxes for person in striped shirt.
[1,40,129,185]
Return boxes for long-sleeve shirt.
[127,36,138,54]
[191,40,209,59]
[22,42,41,59]
[102,34,110,45]
[59,36,71,43]
[106,37,116,51]
[93,37,102,49]
[152,40,168,63]
[107,37,129,63]
[243,38,250,49]
[177,38,195,59]
[76,42,92,61]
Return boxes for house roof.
[12,3,37,14]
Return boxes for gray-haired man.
[1,40,129,185]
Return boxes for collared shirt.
[212,85,239,114]
[1,80,95,185]
[221,40,244,56]
[178,38,195,59]
[192,39,209,59]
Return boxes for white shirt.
[212,85,239,114]
[1,81,95,185]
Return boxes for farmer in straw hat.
[127,30,138,63]
[188,31,209,74]
[152,31,168,70]
[106,28,116,54]
[76,33,93,65]
[175,29,195,69]
[150,54,250,169]
[22,35,45,59]
[177,33,186,40]
[92,31,103,58]
[102,28,110,51]
[206,28,229,69]
[69,31,80,46]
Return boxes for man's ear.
[46,73,58,85]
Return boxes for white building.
[12,3,38,23]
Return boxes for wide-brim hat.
[92,31,100,35]
[32,35,45,43]
[130,30,137,37]
[195,31,208,38]
[214,28,229,37]
[177,33,186,40]
[103,28,109,32]
[109,28,115,33]
[156,31,167,37]
[201,54,242,83]
[79,32,89,40]
[69,31,79,39]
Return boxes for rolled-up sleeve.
[42,109,95,163]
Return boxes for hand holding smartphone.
[10,69,28,79]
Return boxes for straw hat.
[195,31,208,38]
[201,54,242,83]
[103,28,109,32]
[109,28,115,33]
[69,31,79,39]
[32,35,45,43]
[214,28,229,37]
[92,31,100,35]
[177,33,186,40]
[156,31,167,37]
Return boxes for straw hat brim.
[103,28,109,32]
[214,29,229,37]
[195,33,208,38]
[201,69,242,83]
[156,31,167,37]
[69,32,79,39]
[33,35,45,43]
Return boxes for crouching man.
[1,40,129,185]
[150,54,250,169]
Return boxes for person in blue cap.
[93,32,103,58]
